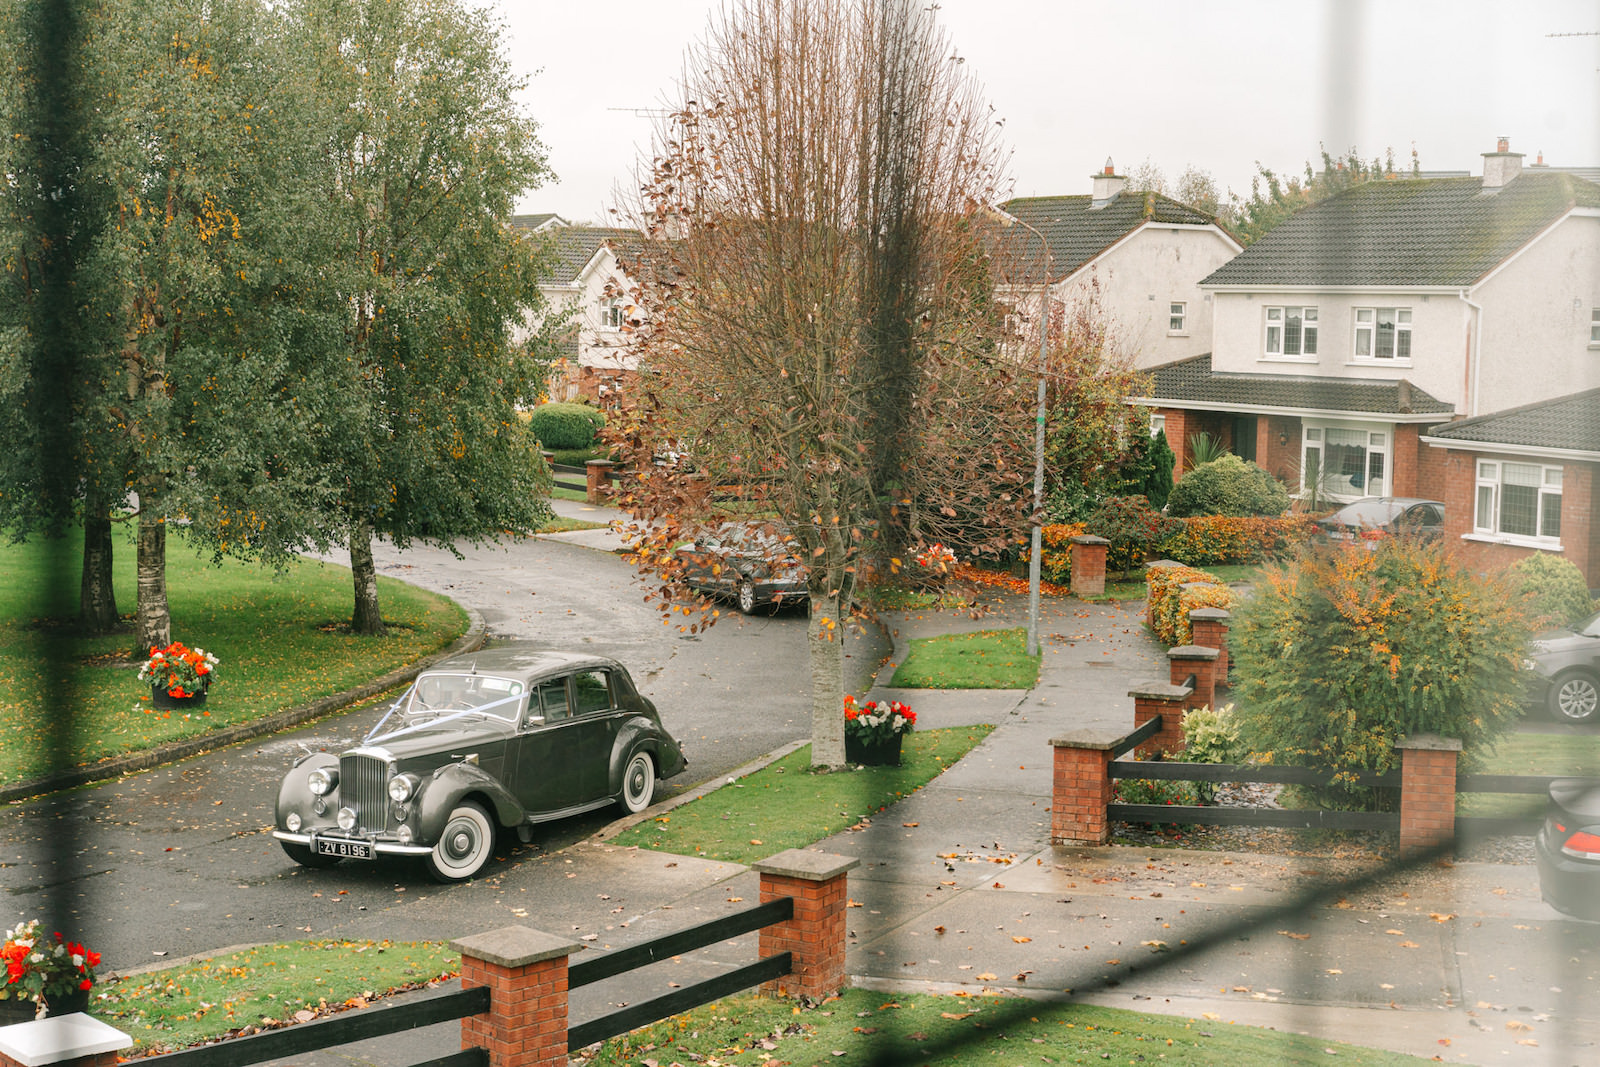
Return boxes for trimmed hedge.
[1166,455,1289,518]
[1038,522,1088,585]
[527,402,606,450]
[1158,513,1321,566]
[1147,563,1233,647]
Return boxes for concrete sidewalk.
[257,582,1596,1067]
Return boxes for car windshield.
[1333,500,1404,527]
[404,673,525,720]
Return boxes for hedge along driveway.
[0,529,478,797]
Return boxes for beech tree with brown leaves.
[610,0,1025,769]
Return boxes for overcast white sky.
[496,0,1600,222]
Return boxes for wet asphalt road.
[1,533,887,973]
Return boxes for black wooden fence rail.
[137,898,798,1067]
[549,462,591,496]
[142,985,491,1067]
[1104,714,1593,838]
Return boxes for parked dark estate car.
[1535,779,1600,921]
[1314,497,1445,543]
[274,646,686,881]
[1527,609,1600,724]
[675,521,809,614]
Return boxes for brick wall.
[754,851,858,1000]
[1050,741,1116,844]
[1397,738,1460,857]
[1257,415,1302,487]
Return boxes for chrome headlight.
[308,766,338,796]
[285,812,301,832]
[387,773,419,804]
[336,807,357,831]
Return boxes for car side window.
[535,678,570,723]
[572,670,613,716]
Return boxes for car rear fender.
[415,762,526,837]
[276,752,338,827]
[608,717,680,790]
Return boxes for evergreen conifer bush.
[527,402,606,450]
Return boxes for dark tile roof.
[1425,387,1600,454]
[1136,353,1454,418]
[1202,171,1600,288]
[509,212,566,231]
[524,226,644,285]
[996,191,1223,284]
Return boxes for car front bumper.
[274,829,434,858]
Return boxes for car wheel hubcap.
[1561,682,1597,718]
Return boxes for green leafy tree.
[1229,145,1420,245]
[286,0,560,634]
[1230,539,1527,807]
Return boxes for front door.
[1231,416,1258,463]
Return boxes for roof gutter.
[1418,435,1600,464]
[1123,395,1449,423]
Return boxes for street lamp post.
[1011,217,1051,658]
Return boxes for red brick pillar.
[1188,607,1231,686]
[753,850,859,999]
[0,1015,131,1067]
[454,926,583,1067]
[1396,735,1461,858]
[1167,645,1219,710]
[584,459,615,504]
[1129,682,1193,758]
[1069,535,1110,597]
[1050,728,1126,845]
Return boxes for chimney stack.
[1482,136,1523,189]
[1090,157,1125,207]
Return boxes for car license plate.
[315,837,373,860]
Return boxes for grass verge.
[608,726,993,865]
[1459,727,1600,818]
[88,939,458,1055]
[889,628,1040,689]
[537,515,611,534]
[0,528,467,788]
[576,989,1423,1066]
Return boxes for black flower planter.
[152,679,208,709]
[0,986,89,1024]
[845,732,904,767]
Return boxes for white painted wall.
[1051,224,1239,368]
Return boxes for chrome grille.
[340,752,391,832]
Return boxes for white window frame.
[1168,301,1187,335]
[1264,305,1318,359]
[1354,307,1412,362]
[1149,413,1166,439]
[599,298,624,330]
[1590,307,1600,347]
[1474,459,1562,543]
[1300,421,1388,501]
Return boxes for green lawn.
[1459,726,1600,818]
[0,529,467,787]
[609,726,993,864]
[889,627,1040,689]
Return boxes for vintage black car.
[675,521,808,614]
[273,646,686,881]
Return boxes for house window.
[600,299,624,329]
[1475,460,1562,540]
[1149,413,1166,439]
[1264,306,1317,357]
[1590,308,1600,346]
[1355,307,1412,360]
[1168,302,1186,334]
[1302,423,1386,499]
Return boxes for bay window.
[1302,423,1387,500]
[1265,306,1317,357]
[1475,460,1562,541]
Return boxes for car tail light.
[1560,829,1600,859]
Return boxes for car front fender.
[276,752,339,829]
[413,761,527,841]
[608,717,686,792]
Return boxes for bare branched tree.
[611,0,1023,768]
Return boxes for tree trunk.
[349,516,386,636]
[807,589,846,768]
[79,496,120,634]
[134,509,170,655]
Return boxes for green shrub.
[1178,703,1242,802]
[1121,429,1176,511]
[1165,454,1289,518]
[1113,772,1199,809]
[527,402,606,450]
[1507,553,1594,629]
[1230,539,1528,809]
[1085,496,1182,572]
[1157,514,1321,566]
